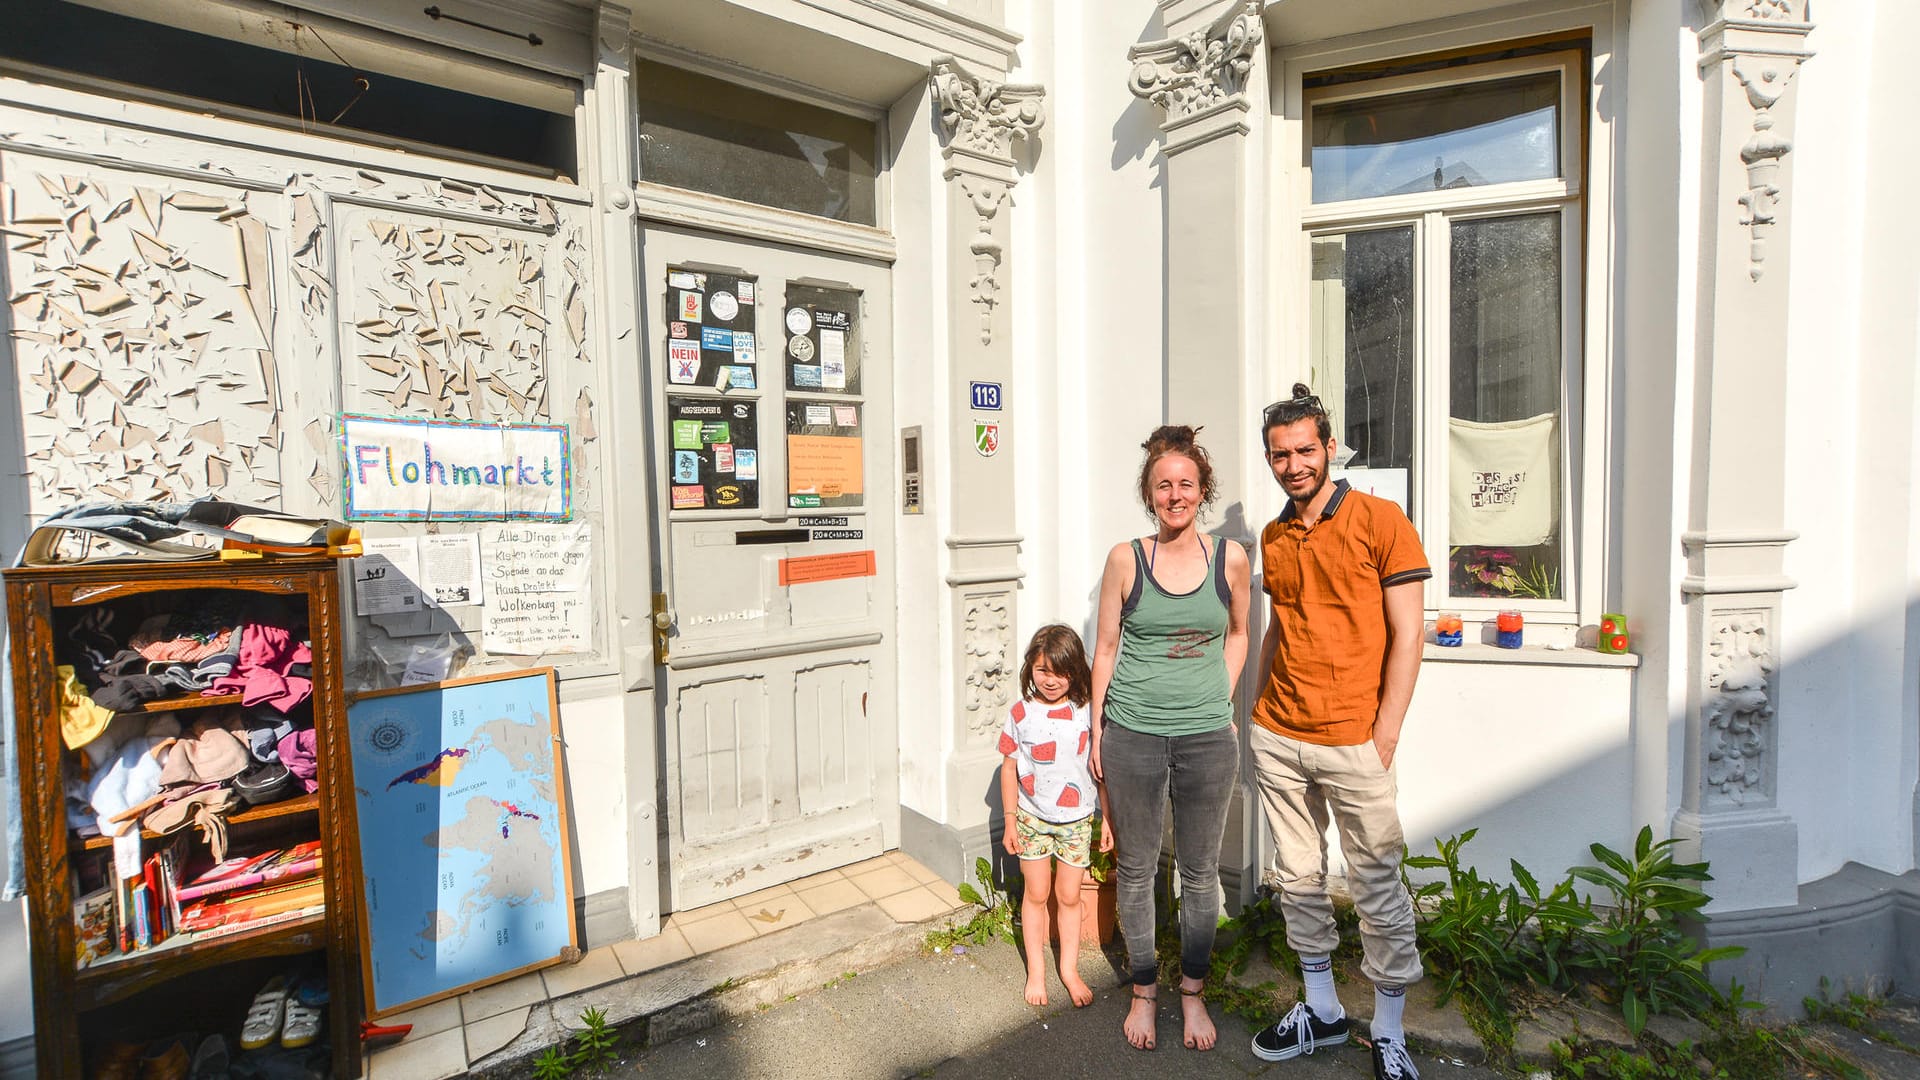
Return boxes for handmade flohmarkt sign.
[341,414,571,521]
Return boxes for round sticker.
[710,291,739,321]
[785,306,813,336]
[788,335,816,361]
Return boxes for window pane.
[637,59,878,225]
[1312,226,1416,517]
[1446,213,1563,600]
[1311,73,1560,203]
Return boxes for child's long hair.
[1020,624,1092,706]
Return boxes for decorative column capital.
[1128,0,1262,124]
[1697,0,1813,282]
[929,56,1046,163]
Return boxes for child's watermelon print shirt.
[997,698,1097,825]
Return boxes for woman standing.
[1091,425,1250,1052]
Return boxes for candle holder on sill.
[1435,613,1463,647]
[1496,610,1524,649]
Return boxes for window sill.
[1422,641,1639,668]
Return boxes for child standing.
[999,624,1112,1007]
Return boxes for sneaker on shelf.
[1251,1000,1351,1061]
[1371,1034,1421,1080]
[281,973,326,1049]
[240,976,290,1051]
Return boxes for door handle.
[651,592,673,665]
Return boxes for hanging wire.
[288,21,372,128]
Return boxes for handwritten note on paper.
[479,523,593,654]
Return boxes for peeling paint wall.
[3,161,284,509]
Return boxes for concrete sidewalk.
[615,939,1507,1079]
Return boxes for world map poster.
[348,668,576,1015]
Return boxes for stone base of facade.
[1673,806,1800,912]
[0,1035,29,1080]
[902,806,995,888]
[1701,863,1920,1017]
[578,887,635,950]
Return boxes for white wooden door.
[641,225,897,911]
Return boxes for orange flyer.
[779,550,877,586]
[787,434,863,500]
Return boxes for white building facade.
[0,0,1914,1067]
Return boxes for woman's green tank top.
[1104,535,1233,737]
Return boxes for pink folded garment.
[206,623,312,712]
[277,727,319,794]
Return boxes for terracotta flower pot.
[1048,875,1118,946]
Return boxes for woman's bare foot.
[1179,979,1217,1051]
[1024,972,1048,1006]
[1062,969,1094,1007]
[1124,986,1157,1049]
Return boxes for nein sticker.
[788,335,815,362]
[709,291,739,321]
[668,339,700,384]
[672,484,705,509]
[732,331,756,365]
[673,450,700,483]
[678,291,703,322]
[785,306,813,336]
[735,449,758,481]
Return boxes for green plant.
[531,1046,574,1080]
[1802,977,1920,1055]
[925,857,1018,950]
[1216,891,1298,976]
[1087,815,1116,884]
[1569,826,1744,1035]
[1403,830,1530,1032]
[569,1005,619,1074]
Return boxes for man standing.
[1247,385,1429,1080]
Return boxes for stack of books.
[72,840,325,967]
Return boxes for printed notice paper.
[356,536,425,616]
[418,533,483,607]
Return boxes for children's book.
[72,886,115,968]
[177,841,322,902]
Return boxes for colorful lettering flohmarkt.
[342,415,570,521]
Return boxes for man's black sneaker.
[1371,1035,1420,1079]
[1251,1001,1350,1061]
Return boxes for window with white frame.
[1304,48,1584,618]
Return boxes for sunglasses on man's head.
[1263,394,1324,425]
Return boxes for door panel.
[641,225,896,911]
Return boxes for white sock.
[1373,983,1407,1043]
[1300,955,1341,1020]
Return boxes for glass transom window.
[1311,72,1561,203]
[636,59,879,226]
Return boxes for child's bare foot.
[1124,986,1157,1049]
[1024,973,1048,1006]
[1063,969,1094,1008]
[1179,980,1216,1051]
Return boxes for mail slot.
[735,528,810,546]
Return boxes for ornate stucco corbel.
[1128,0,1262,124]
[929,55,1046,162]
[1697,0,1814,280]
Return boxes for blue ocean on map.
[350,674,571,1013]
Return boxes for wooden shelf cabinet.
[6,557,363,1078]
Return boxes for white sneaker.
[239,976,288,1051]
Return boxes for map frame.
[347,667,578,1017]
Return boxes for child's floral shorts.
[1015,808,1093,868]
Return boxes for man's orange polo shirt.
[1252,480,1431,747]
